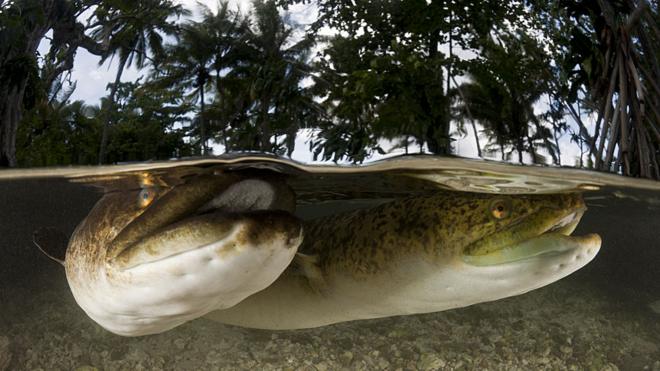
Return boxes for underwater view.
[2,0,660,368]
[0,156,659,370]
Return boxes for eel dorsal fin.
[293,253,328,295]
[33,227,69,265]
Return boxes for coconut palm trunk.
[199,83,206,155]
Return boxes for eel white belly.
[206,236,599,330]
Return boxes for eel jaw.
[74,177,304,337]
[111,177,298,271]
[462,207,602,267]
[89,213,302,336]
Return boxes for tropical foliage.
[452,32,560,165]
[16,79,192,165]
[91,0,189,163]
[1,0,659,178]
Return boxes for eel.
[207,187,601,329]
[59,174,302,336]
[39,173,601,336]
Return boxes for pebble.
[377,358,390,369]
[315,361,329,371]
[173,338,186,350]
[74,366,98,371]
[541,346,551,357]
[71,344,83,358]
[560,345,572,355]
[205,351,222,364]
[418,354,446,370]
[341,351,353,364]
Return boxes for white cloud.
[68,50,142,104]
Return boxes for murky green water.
[1,155,659,370]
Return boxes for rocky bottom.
[1,270,659,371]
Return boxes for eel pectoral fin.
[294,253,328,295]
[33,227,68,265]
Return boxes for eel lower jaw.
[545,208,584,236]
[462,232,601,266]
[462,207,602,267]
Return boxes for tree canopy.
[1,0,658,178]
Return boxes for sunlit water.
[0,155,659,370]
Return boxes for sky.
[37,0,585,166]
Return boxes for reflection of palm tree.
[94,0,188,163]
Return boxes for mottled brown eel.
[43,174,601,336]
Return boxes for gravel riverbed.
[1,269,659,371]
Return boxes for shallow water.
[0,155,659,370]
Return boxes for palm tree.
[454,74,512,161]
[201,2,251,85]
[147,26,208,155]
[240,0,318,153]
[149,2,251,155]
[454,33,559,164]
[92,0,189,164]
[200,1,252,154]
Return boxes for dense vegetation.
[1,0,658,178]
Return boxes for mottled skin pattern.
[65,189,145,287]
[299,192,585,279]
[207,190,595,330]
[66,174,301,305]
[66,175,235,285]
[63,173,594,333]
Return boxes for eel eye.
[138,187,158,208]
[490,199,511,220]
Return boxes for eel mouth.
[462,203,601,266]
[115,208,302,271]
[108,176,301,270]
